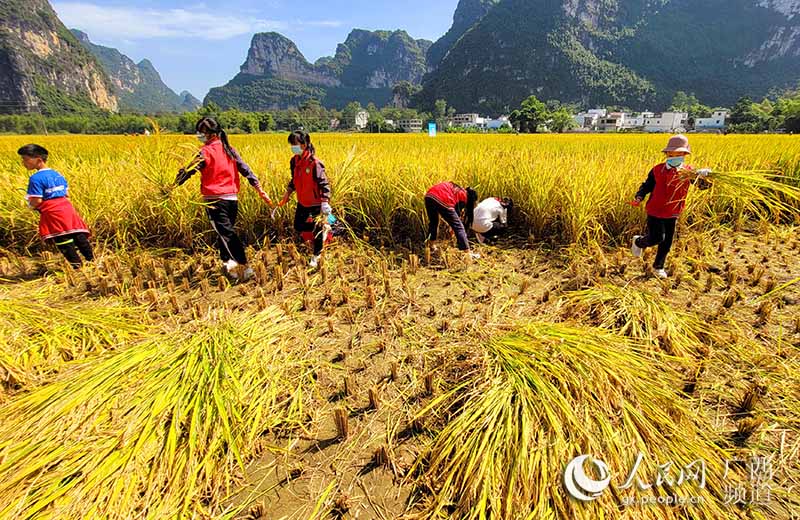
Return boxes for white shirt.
[472,198,507,233]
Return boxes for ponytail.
[196,117,235,160]
[288,130,316,157]
[465,187,478,230]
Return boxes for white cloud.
[53,2,290,41]
[301,20,345,28]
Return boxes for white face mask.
[196,134,207,144]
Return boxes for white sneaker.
[631,236,643,258]
[309,255,320,269]
[475,233,486,245]
[655,268,668,279]
[241,266,255,282]
[222,260,240,280]
[469,252,481,260]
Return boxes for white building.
[622,111,654,130]
[354,110,369,130]
[397,119,423,133]
[486,116,511,130]
[573,109,607,130]
[451,113,481,127]
[644,112,688,133]
[598,112,627,132]
[695,110,729,131]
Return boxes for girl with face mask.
[630,134,712,278]
[174,117,272,282]
[277,131,332,268]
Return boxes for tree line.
[3,88,798,135]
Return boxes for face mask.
[666,156,685,169]
[196,134,207,144]
[291,145,303,155]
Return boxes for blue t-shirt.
[26,169,69,201]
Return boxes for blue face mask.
[196,133,207,144]
[291,145,302,155]
[666,156,685,169]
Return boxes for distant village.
[345,108,730,133]
[569,108,730,133]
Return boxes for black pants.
[635,216,677,269]
[294,204,323,255]
[52,232,93,267]
[480,222,506,243]
[425,196,469,251]
[206,199,247,265]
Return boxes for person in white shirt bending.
[471,197,513,245]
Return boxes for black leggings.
[425,196,469,251]
[635,216,677,269]
[206,199,247,265]
[52,232,93,267]
[294,204,323,255]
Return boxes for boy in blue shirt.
[18,144,93,267]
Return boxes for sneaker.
[475,233,486,245]
[655,268,668,279]
[309,255,320,269]
[631,236,643,258]
[469,252,481,260]
[241,266,255,282]
[222,260,241,280]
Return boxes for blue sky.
[53,0,460,100]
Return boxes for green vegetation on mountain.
[0,0,117,114]
[418,0,800,113]
[206,29,431,110]
[71,30,199,113]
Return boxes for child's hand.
[256,188,272,206]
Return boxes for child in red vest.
[175,117,272,281]
[425,182,480,259]
[277,131,332,269]
[18,144,93,267]
[630,134,711,278]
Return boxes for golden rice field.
[0,133,799,520]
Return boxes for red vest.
[199,138,239,198]
[426,182,467,209]
[38,197,89,240]
[646,163,693,219]
[292,152,324,207]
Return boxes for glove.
[629,198,642,207]
[321,202,332,215]
[696,168,712,178]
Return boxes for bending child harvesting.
[630,134,712,278]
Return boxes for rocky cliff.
[71,29,199,113]
[206,30,432,110]
[0,0,117,114]
[426,0,500,67]
[418,0,800,113]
